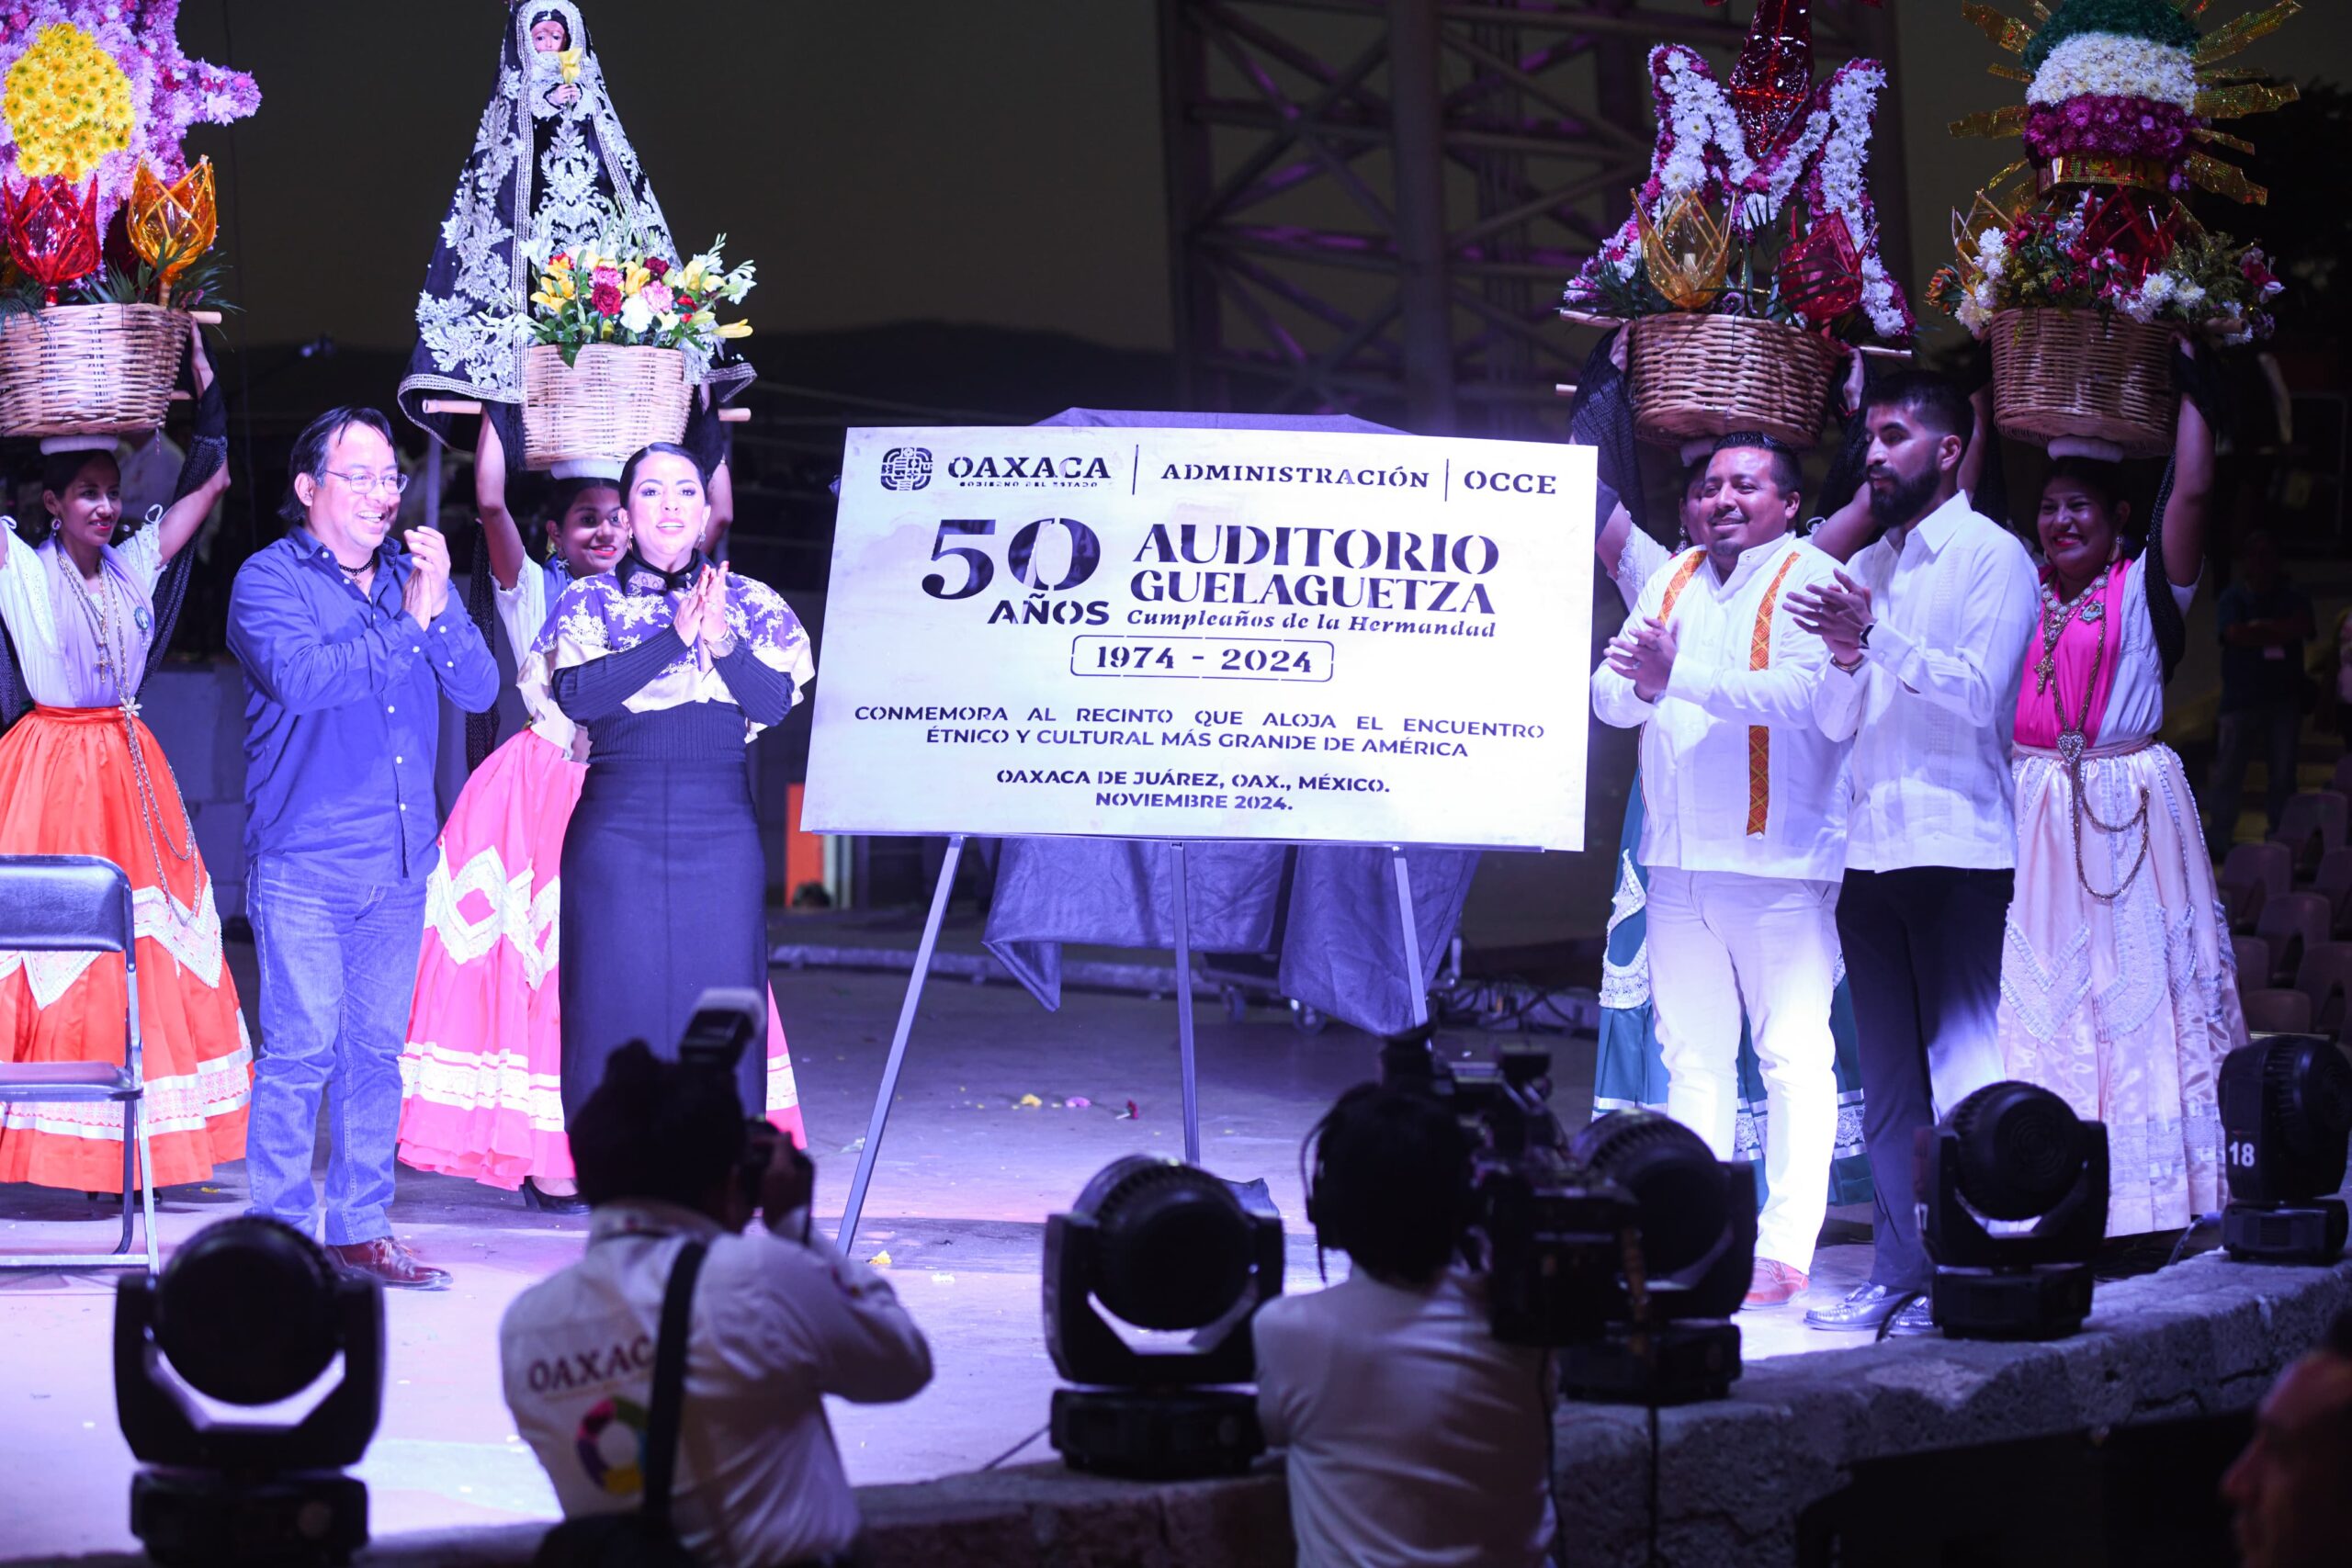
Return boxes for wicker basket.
[0,304,187,437]
[520,343,691,470]
[1626,312,1842,450]
[1987,309,2175,458]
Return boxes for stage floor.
[0,956,1873,1562]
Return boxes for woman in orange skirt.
[0,328,248,1191]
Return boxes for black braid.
[464,518,503,771]
[2139,344,2229,686]
[1564,333,1648,539]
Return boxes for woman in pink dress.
[396,419,803,1211]
[1996,353,2243,1237]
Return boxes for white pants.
[1646,867,1842,1273]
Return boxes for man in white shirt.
[1592,434,1849,1307]
[501,1043,933,1567]
[1788,372,2041,1337]
[1254,1083,1555,1568]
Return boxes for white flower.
[2174,280,2206,308]
[2140,272,2177,305]
[1957,281,1994,336]
[2026,32,2199,111]
[619,292,655,334]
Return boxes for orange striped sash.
[1655,548,1801,838]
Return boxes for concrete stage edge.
[35,1254,2348,1568]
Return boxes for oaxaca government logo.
[878,447,933,491]
[575,1395,651,1496]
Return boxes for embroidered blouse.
[493,557,579,750]
[2013,551,2199,752]
[518,558,814,743]
[0,520,165,707]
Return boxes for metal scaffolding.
[1157,0,1906,436]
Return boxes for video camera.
[1378,1030,1636,1348]
[676,987,802,1212]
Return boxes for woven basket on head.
[1626,312,1842,451]
[520,343,691,471]
[1987,309,2175,458]
[0,303,186,437]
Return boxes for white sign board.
[803,427,1595,851]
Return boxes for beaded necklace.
[2035,565,2149,904]
[62,551,199,914]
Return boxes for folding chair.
[2292,942,2352,1041]
[2314,848,2352,939]
[2242,987,2314,1037]
[2220,840,2292,934]
[0,855,158,1273]
[2270,790,2349,882]
[2255,893,2333,990]
[2232,935,2273,988]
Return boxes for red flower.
[674,292,695,312]
[591,281,623,316]
[646,256,670,278]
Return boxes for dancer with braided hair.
[0,321,247,1191]
[1995,348,2242,1236]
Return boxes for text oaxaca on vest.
[1126,522,1500,614]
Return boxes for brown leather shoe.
[328,1237,451,1291]
[1742,1258,1809,1308]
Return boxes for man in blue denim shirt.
[229,407,498,1289]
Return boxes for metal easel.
[832,838,1433,1250]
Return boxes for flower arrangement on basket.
[1560,2,1911,449]
[497,214,755,468]
[1929,189,2281,344]
[1932,0,2298,453]
[519,225,754,366]
[0,3,256,435]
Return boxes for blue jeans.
[244,855,428,1246]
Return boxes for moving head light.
[2220,1035,2352,1264]
[117,1217,383,1566]
[1921,1082,2109,1341]
[1045,1155,1284,1479]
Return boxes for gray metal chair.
[0,855,158,1272]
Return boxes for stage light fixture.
[1921,1082,2109,1341]
[116,1217,384,1566]
[1045,1155,1284,1479]
[2220,1035,2352,1265]
[1555,1110,1756,1406]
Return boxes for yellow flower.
[4,25,135,180]
[675,260,708,293]
[716,321,752,340]
[559,274,576,300]
[625,263,650,295]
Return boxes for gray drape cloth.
[976,408,1481,1039]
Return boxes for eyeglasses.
[322,469,410,497]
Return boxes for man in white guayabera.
[1591,433,1852,1310]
